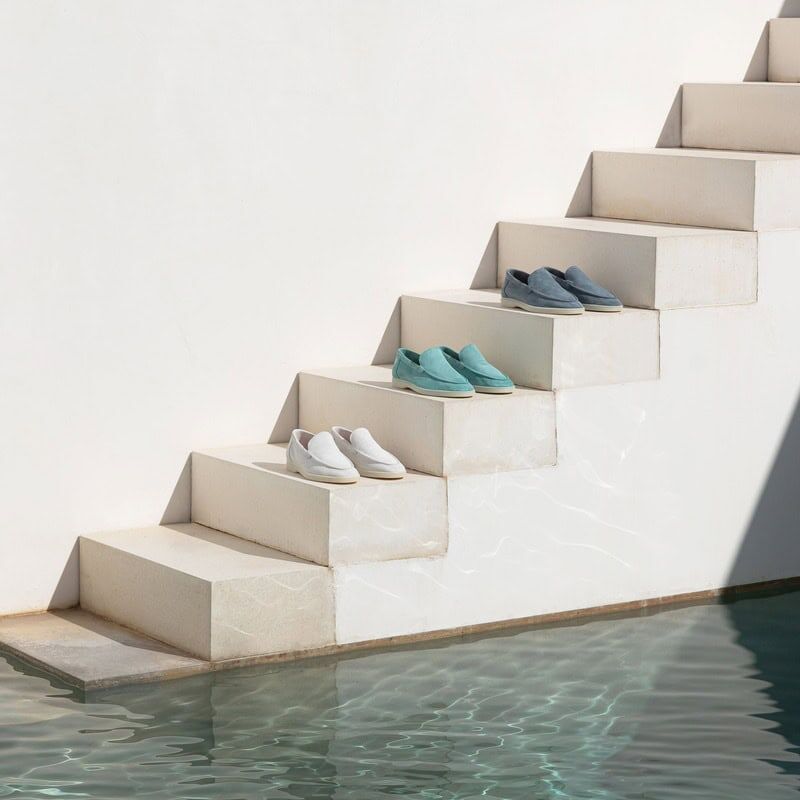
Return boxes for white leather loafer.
[331,426,406,480]
[286,429,360,484]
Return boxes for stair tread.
[403,287,655,320]
[499,216,756,238]
[685,81,796,86]
[0,609,207,689]
[301,363,551,401]
[195,442,438,489]
[82,523,323,582]
[596,147,800,161]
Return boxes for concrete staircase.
[73,18,800,669]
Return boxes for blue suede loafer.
[439,345,514,394]
[501,268,584,315]
[546,266,622,312]
[392,347,475,397]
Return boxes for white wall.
[0,1,785,615]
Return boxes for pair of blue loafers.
[392,344,513,398]
[502,266,622,315]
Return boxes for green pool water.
[1,590,799,799]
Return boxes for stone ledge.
[3,576,799,692]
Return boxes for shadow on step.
[49,609,185,657]
[358,380,394,390]
[252,460,291,476]
[467,298,503,310]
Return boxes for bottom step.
[80,523,335,661]
[0,609,206,690]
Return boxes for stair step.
[298,365,555,477]
[0,609,207,690]
[768,19,800,82]
[497,217,756,310]
[682,83,800,155]
[191,443,447,566]
[400,288,659,390]
[79,523,335,661]
[592,148,800,231]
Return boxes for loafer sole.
[583,303,623,312]
[501,297,584,315]
[359,470,406,480]
[392,378,474,398]
[474,384,514,394]
[287,465,359,484]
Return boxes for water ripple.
[1,592,799,798]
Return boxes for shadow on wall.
[727,392,800,589]
[724,391,800,768]
[779,0,800,16]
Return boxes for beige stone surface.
[682,83,800,155]
[400,288,659,390]
[299,365,556,477]
[192,443,447,566]
[768,19,800,82]
[498,218,757,309]
[592,148,800,231]
[0,609,206,689]
[80,523,335,661]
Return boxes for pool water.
[1,590,799,799]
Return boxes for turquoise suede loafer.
[392,347,475,397]
[439,345,514,394]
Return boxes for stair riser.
[498,221,757,310]
[683,83,800,155]
[768,19,800,82]
[593,151,800,231]
[79,535,335,661]
[192,451,448,566]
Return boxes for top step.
[769,19,800,82]
[592,148,800,231]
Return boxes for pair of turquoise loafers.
[392,345,514,397]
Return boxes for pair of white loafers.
[287,427,406,484]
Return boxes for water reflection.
[1,591,799,799]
